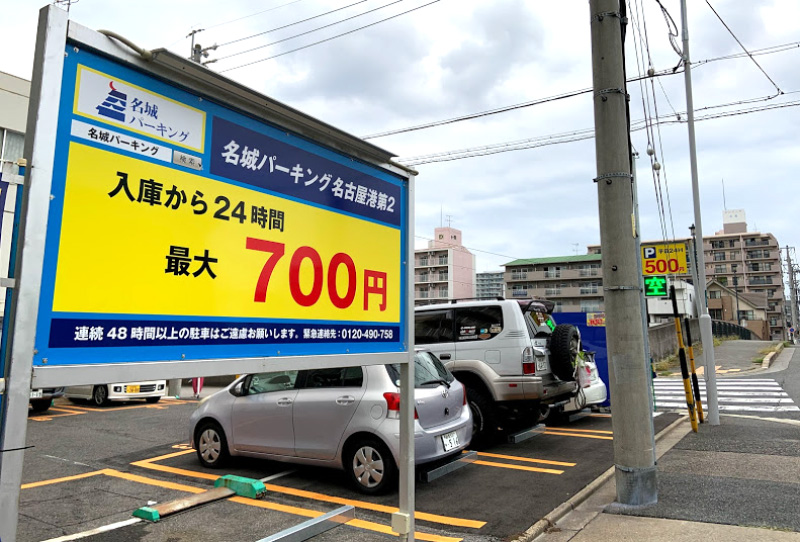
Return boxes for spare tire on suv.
[550,324,580,381]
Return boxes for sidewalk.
[525,349,800,542]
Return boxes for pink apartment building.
[414,227,476,305]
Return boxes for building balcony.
[504,268,603,282]
[541,286,603,298]
[510,289,529,298]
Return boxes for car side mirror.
[231,381,245,397]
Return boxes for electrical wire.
[705,0,783,94]
[363,38,800,141]
[219,0,441,73]
[396,94,800,165]
[207,0,309,32]
[215,0,384,55]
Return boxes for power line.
[206,0,309,32]
[705,0,783,94]
[215,0,378,54]
[396,93,800,165]
[363,38,800,141]
[219,0,441,73]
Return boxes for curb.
[511,414,689,542]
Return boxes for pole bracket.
[594,11,628,23]
[593,172,632,183]
[604,286,641,292]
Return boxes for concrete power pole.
[785,247,799,343]
[589,0,657,506]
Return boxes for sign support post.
[1,6,415,540]
[0,8,68,540]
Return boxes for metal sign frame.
[1,6,417,541]
[19,9,414,388]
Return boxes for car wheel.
[145,397,161,404]
[538,405,564,425]
[92,385,109,406]
[467,388,497,445]
[345,438,397,495]
[30,399,52,413]
[195,421,230,468]
[550,324,580,381]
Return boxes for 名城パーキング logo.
[96,81,127,122]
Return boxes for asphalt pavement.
[532,345,800,542]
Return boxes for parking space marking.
[471,460,564,474]
[542,430,613,440]
[29,407,88,422]
[469,451,576,467]
[544,427,612,435]
[21,470,106,490]
[589,413,612,418]
[41,518,142,542]
[131,448,486,529]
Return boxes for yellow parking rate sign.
[641,243,688,275]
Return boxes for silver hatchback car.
[189,351,472,494]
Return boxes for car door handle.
[277,398,293,406]
[336,395,355,405]
[439,353,451,360]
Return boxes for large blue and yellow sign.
[34,48,407,366]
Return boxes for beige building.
[503,254,603,313]
[707,280,770,339]
[584,210,785,339]
[414,227,475,305]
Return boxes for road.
[18,394,677,542]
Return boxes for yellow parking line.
[470,451,576,467]
[544,427,613,435]
[21,469,106,489]
[29,407,88,422]
[131,448,485,529]
[542,431,612,440]
[589,413,612,418]
[472,460,563,475]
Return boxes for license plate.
[535,359,548,372]
[29,390,43,399]
[126,385,140,393]
[442,431,460,452]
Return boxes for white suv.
[415,298,581,442]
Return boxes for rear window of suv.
[387,352,455,388]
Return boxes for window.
[419,257,428,266]
[414,309,454,344]
[579,264,600,277]
[511,269,529,280]
[580,300,601,312]
[246,371,299,395]
[545,287,561,296]
[740,310,755,321]
[455,306,504,342]
[387,351,454,388]
[544,266,561,278]
[729,240,736,247]
[713,252,726,261]
[0,130,24,165]
[714,264,727,274]
[439,287,448,297]
[711,241,725,249]
[709,309,723,319]
[730,251,739,260]
[552,301,563,313]
[302,367,363,388]
[438,256,448,265]
[511,284,528,297]
[709,290,721,299]
[580,282,599,295]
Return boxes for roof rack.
[448,297,506,303]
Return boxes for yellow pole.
[684,317,705,423]
[671,286,698,432]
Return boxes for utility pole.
[785,247,799,343]
[680,0,719,425]
[589,0,656,507]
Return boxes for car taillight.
[522,346,534,363]
[522,347,536,374]
[383,392,418,419]
[522,362,536,375]
[462,385,467,405]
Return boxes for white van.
[66,380,167,406]
[415,298,580,441]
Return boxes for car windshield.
[386,352,454,388]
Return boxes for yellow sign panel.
[641,243,688,276]
[586,312,606,327]
[53,143,400,323]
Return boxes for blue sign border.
[33,45,408,367]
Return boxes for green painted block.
[214,474,266,499]
[133,506,160,522]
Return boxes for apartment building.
[414,227,475,305]
[503,254,603,313]
[476,271,504,299]
[587,210,786,340]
